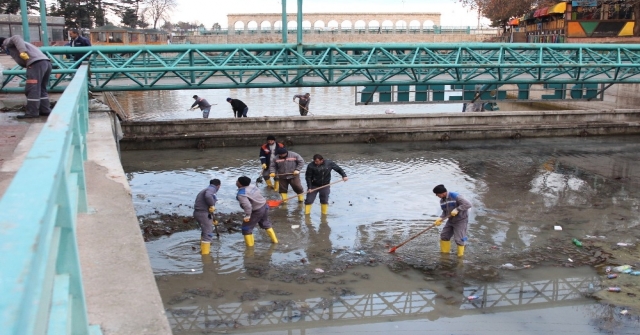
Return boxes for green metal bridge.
[2,43,640,93]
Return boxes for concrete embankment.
[120,109,640,150]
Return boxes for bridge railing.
[0,65,102,335]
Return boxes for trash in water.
[617,242,630,246]
[608,287,621,292]
[606,266,612,273]
[623,269,633,274]
[613,265,631,273]
[467,295,479,300]
[291,225,300,229]
[314,268,324,273]
[568,258,573,262]
[608,274,618,279]
[572,238,582,247]
[554,226,562,231]
[621,310,629,315]
[630,271,640,276]
[501,263,516,270]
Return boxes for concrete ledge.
[120,109,640,150]
[77,113,171,335]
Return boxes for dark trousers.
[25,60,52,116]
[304,185,330,204]
[298,104,309,116]
[241,205,272,235]
[236,107,248,118]
[278,176,304,194]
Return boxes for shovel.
[266,180,344,207]
[208,213,220,238]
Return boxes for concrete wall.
[120,109,640,150]
[500,83,640,112]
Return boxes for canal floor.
[122,136,640,334]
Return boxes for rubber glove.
[209,206,215,213]
[293,170,300,175]
[243,216,250,223]
[434,217,443,226]
[213,220,219,226]
[262,163,267,170]
[269,173,275,178]
[451,208,459,217]
[20,52,29,60]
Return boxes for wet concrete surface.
[122,136,640,334]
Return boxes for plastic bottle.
[613,265,631,273]
[608,287,621,292]
[630,271,640,276]
[607,274,618,279]
[572,238,582,247]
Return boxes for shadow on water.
[123,136,640,334]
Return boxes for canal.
[122,135,640,334]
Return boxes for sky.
[169,0,491,29]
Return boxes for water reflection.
[163,267,605,333]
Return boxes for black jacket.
[229,99,247,112]
[305,159,347,187]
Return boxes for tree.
[0,0,38,14]
[142,0,176,30]
[211,22,221,31]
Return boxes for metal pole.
[39,0,49,46]
[297,0,303,84]
[281,0,287,43]
[20,0,30,42]
[297,0,303,45]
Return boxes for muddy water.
[115,86,465,120]
[122,136,640,334]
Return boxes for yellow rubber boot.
[457,245,465,257]
[200,241,211,255]
[298,194,304,202]
[321,204,328,215]
[280,193,288,201]
[244,234,254,247]
[266,228,278,243]
[305,204,312,215]
[273,181,279,191]
[265,179,273,188]
[440,240,451,253]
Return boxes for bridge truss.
[2,43,640,92]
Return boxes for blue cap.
[226,98,232,102]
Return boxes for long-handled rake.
[295,102,314,116]
[388,215,450,253]
[266,180,344,207]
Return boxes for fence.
[0,65,101,335]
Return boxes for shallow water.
[115,86,465,120]
[122,136,640,334]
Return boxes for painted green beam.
[2,43,640,92]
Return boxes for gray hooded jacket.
[236,184,266,216]
[2,35,49,67]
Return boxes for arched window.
[423,20,435,28]
[234,21,245,31]
[409,20,421,30]
[396,20,407,29]
[354,20,366,30]
[260,21,272,31]
[327,20,339,30]
[341,20,353,30]
[247,21,258,31]
[314,20,325,30]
